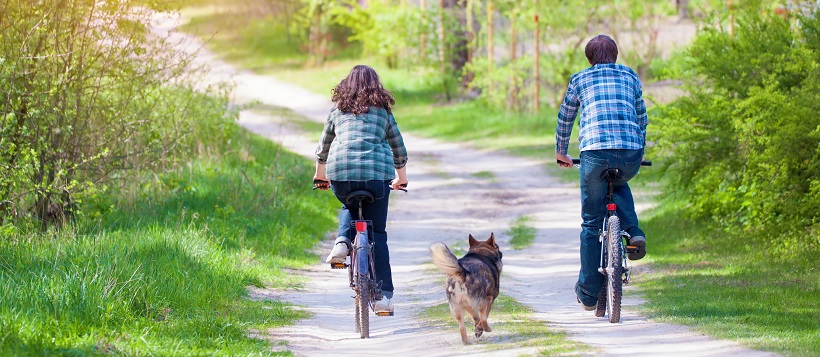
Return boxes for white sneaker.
[325,241,349,263]
[374,298,394,314]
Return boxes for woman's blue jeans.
[331,180,394,298]
[576,149,645,306]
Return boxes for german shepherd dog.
[430,233,503,344]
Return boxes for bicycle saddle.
[345,190,375,206]
[601,168,623,181]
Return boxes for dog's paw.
[474,327,484,338]
[484,324,492,332]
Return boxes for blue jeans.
[331,180,394,298]
[576,149,645,306]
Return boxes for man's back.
[556,63,647,154]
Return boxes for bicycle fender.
[355,231,369,276]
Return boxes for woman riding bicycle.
[313,64,409,315]
[554,35,648,312]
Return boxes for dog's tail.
[430,242,463,278]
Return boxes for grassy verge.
[638,201,819,356]
[420,294,590,355]
[507,215,536,250]
[0,128,338,355]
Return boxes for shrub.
[0,0,235,229]
[651,1,820,254]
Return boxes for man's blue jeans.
[576,149,645,306]
[331,180,394,298]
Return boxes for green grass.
[507,216,536,250]
[0,128,338,355]
[420,294,590,355]
[638,201,819,356]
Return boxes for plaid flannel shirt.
[316,106,408,181]
[555,63,648,155]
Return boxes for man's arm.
[635,83,648,146]
[555,82,580,156]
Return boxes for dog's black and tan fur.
[430,233,503,344]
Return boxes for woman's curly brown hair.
[331,65,395,115]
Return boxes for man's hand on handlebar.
[555,153,573,168]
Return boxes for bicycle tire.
[606,216,623,323]
[594,285,607,317]
[356,272,370,338]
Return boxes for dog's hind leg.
[452,306,468,344]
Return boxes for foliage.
[0,0,234,229]
[465,0,673,110]
[0,127,339,354]
[651,1,820,255]
[331,2,426,69]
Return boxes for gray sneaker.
[374,298,394,314]
[325,239,349,263]
[627,236,646,260]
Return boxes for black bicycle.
[313,180,404,338]
[560,158,650,323]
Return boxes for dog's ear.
[469,234,478,247]
[487,232,495,246]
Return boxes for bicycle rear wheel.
[594,285,607,317]
[606,216,623,323]
[355,272,370,338]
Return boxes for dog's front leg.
[480,302,493,332]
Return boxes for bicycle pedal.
[375,311,394,317]
[329,263,347,269]
[626,245,638,253]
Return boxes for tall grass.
[0,128,338,354]
[639,201,819,356]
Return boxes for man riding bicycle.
[554,34,648,312]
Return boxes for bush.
[651,1,820,255]
[0,0,235,229]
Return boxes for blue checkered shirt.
[316,106,408,181]
[555,63,647,155]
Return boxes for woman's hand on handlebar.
[391,178,408,192]
[312,176,330,190]
[556,153,573,168]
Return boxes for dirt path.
[152,12,780,357]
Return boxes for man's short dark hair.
[585,35,618,65]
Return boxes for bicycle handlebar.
[312,179,408,192]
[557,159,652,166]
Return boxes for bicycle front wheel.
[606,216,623,323]
[355,272,370,338]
